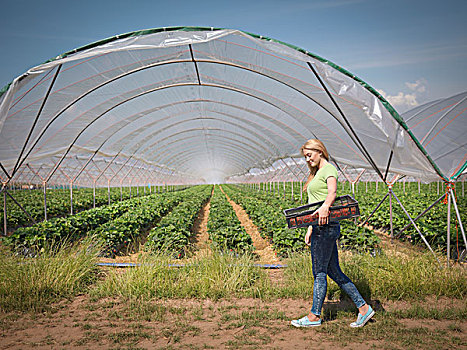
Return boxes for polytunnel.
[0,27,465,259]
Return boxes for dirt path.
[189,187,213,258]
[220,186,281,266]
[97,189,214,266]
[1,295,465,349]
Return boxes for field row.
[1,185,186,232]
[2,184,386,259]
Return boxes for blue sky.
[0,0,466,112]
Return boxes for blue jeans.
[309,222,366,316]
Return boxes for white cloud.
[405,79,427,93]
[379,79,428,113]
[380,90,418,110]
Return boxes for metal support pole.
[391,189,440,264]
[108,179,111,205]
[389,188,393,238]
[359,192,390,227]
[396,193,446,237]
[2,187,37,226]
[447,188,451,267]
[43,181,47,221]
[450,188,467,252]
[3,184,7,236]
[93,180,96,208]
[11,64,63,178]
[70,181,73,215]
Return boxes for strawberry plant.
[145,185,212,257]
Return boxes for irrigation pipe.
[96,262,287,269]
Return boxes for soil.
[219,186,282,266]
[189,187,213,258]
[1,295,465,349]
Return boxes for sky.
[0,0,466,113]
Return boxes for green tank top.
[307,163,338,203]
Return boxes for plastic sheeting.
[0,27,463,186]
[403,91,467,181]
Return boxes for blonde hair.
[300,139,330,192]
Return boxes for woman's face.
[303,148,322,167]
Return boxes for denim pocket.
[327,223,341,240]
[312,223,340,240]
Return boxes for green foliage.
[145,185,212,257]
[0,238,101,312]
[279,250,466,300]
[207,186,253,253]
[339,221,381,254]
[355,188,467,252]
[92,250,268,300]
[2,196,144,253]
[2,186,205,257]
[223,184,380,255]
[222,185,301,256]
[1,187,135,230]
[93,187,206,257]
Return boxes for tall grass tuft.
[0,238,101,312]
[279,252,313,297]
[280,250,467,301]
[342,250,467,300]
[93,249,271,300]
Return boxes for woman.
[291,139,374,328]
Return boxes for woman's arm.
[314,176,337,225]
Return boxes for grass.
[0,238,101,312]
[281,249,467,300]
[391,303,467,320]
[313,312,467,349]
[92,249,271,300]
[1,240,465,315]
[0,238,465,348]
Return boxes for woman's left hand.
[313,204,330,225]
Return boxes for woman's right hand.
[305,225,313,246]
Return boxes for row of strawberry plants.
[1,185,184,232]
[224,184,380,255]
[92,187,202,257]
[144,185,213,257]
[1,192,172,254]
[2,187,199,256]
[1,187,137,231]
[231,183,464,254]
[355,190,467,253]
[207,186,253,253]
[239,181,467,254]
[222,185,303,256]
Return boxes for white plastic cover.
[0,27,462,186]
[403,91,467,181]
